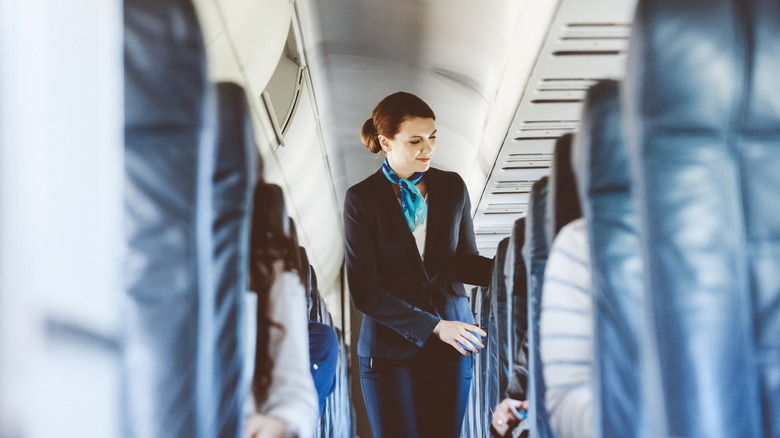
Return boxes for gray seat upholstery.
[124,0,213,436]
[573,80,643,438]
[625,0,780,436]
[523,177,556,438]
[546,133,582,246]
[124,2,256,436]
[487,237,511,430]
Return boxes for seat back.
[625,0,780,436]
[124,0,219,436]
[546,133,582,247]
[573,80,642,438]
[204,82,259,437]
[466,285,486,438]
[487,237,511,425]
[523,177,556,438]
[505,217,529,398]
[503,217,530,414]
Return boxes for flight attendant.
[344,92,493,437]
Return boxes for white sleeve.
[252,271,319,438]
[540,218,594,438]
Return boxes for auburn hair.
[361,92,436,154]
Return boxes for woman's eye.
[410,140,421,145]
[430,136,436,140]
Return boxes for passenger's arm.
[540,219,593,438]
[454,179,493,286]
[344,188,440,347]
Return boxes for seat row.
[123,0,353,436]
[468,0,780,436]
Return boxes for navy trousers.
[360,338,472,438]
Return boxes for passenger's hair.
[361,92,436,154]
[249,182,304,407]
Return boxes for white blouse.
[399,195,428,261]
[243,262,318,437]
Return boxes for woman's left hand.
[243,414,290,438]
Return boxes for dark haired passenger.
[243,183,318,438]
[344,91,493,437]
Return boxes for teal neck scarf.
[382,158,427,232]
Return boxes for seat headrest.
[124,0,206,131]
[298,246,311,292]
[525,176,550,261]
[215,82,263,181]
[626,0,780,135]
[546,133,581,246]
[573,80,627,204]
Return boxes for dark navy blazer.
[344,167,493,359]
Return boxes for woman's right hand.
[432,320,486,356]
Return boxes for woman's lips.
[417,157,431,162]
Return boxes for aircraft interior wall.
[193,0,346,328]
[0,1,124,437]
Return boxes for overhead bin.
[262,29,306,140]
[194,0,291,94]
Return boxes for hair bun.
[360,118,382,154]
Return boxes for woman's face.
[379,117,437,179]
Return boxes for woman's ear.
[379,135,392,152]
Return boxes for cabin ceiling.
[295,0,559,203]
[296,0,638,257]
[472,0,638,256]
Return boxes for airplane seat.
[506,217,530,402]
[298,247,313,314]
[625,0,780,436]
[309,266,325,322]
[466,282,491,437]
[522,176,557,438]
[466,285,485,437]
[487,237,511,431]
[209,82,260,437]
[124,1,255,436]
[546,133,582,247]
[572,79,642,438]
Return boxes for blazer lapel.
[374,170,428,277]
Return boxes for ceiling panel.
[473,0,637,258]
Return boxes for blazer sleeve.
[454,178,493,286]
[343,187,440,348]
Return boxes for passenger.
[491,217,591,438]
[539,218,592,438]
[308,320,339,417]
[344,91,493,438]
[244,183,319,438]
